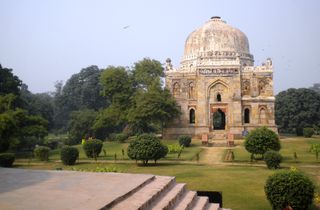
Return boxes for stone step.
[192,196,209,210]
[110,176,175,210]
[174,191,197,210]
[207,203,220,210]
[150,183,186,210]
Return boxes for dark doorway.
[213,108,226,130]
[244,108,250,124]
[189,109,195,124]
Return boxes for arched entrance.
[212,108,226,130]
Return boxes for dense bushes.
[127,134,168,165]
[303,127,314,138]
[0,153,15,167]
[34,146,50,161]
[60,146,79,165]
[83,139,103,158]
[112,133,129,143]
[244,127,280,157]
[265,169,315,210]
[178,135,192,147]
[264,150,282,169]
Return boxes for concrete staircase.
[106,175,223,210]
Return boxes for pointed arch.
[259,107,268,124]
[244,108,250,124]
[172,82,180,97]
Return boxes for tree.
[67,109,98,145]
[265,169,315,210]
[275,88,320,135]
[127,134,168,165]
[310,83,320,94]
[52,66,107,131]
[244,127,280,158]
[127,82,180,134]
[132,58,164,89]
[0,65,22,96]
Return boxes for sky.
[0,0,319,94]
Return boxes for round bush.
[303,127,314,138]
[244,127,280,156]
[34,146,50,161]
[127,134,168,165]
[0,153,15,167]
[83,139,103,158]
[114,133,128,143]
[60,146,79,165]
[178,135,192,147]
[265,170,315,210]
[264,150,282,169]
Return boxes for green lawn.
[13,136,320,210]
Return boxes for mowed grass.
[13,136,320,210]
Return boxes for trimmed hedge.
[34,146,50,161]
[0,153,15,167]
[303,127,314,138]
[178,135,192,147]
[127,134,168,165]
[244,127,280,156]
[114,133,128,143]
[265,170,315,210]
[264,150,282,169]
[60,146,79,165]
[83,139,103,158]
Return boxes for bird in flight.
[123,25,130,29]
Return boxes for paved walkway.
[0,168,153,210]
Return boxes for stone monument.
[164,16,277,139]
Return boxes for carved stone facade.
[164,17,277,139]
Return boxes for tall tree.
[132,58,164,89]
[275,88,320,135]
[0,65,22,96]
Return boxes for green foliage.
[82,139,103,158]
[67,109,98,145]
[303,127,314,138]
[264,169,315,210]
[127,82,180,134]
[178,135,192,147]
[127,134,168,165]
[244,127,280,156]
[168,144,184,153]
[275,88,320,135]
[132,58,164,89]
[0,153,15,167]
[34,146,50,161]
[310,143,320,160]
[264,150,282,169]
[113,133,128,143]
[0,65,22,96]
[53,66,107,131]
[60,146,79,165]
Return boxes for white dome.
[182,17,253,65]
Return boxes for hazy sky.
[1,0,319,93]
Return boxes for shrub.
[63,137,79,146]
[244,127,280,158]
[127,134,168,165]
[265,170,315,210]
[310,143,320,160]
[168,144,184,153]
[303,127,314,138]
[83,139,103,158]
[178,135,192,147]
[113,133,128,143]
[34,146,50,161]
[264,150,282,169]
[0,153,15,167]
[60,146,79,165]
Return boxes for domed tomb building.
[164,17,277,139]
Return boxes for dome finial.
[211,16,221,20]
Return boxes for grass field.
[13,136,320,210]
